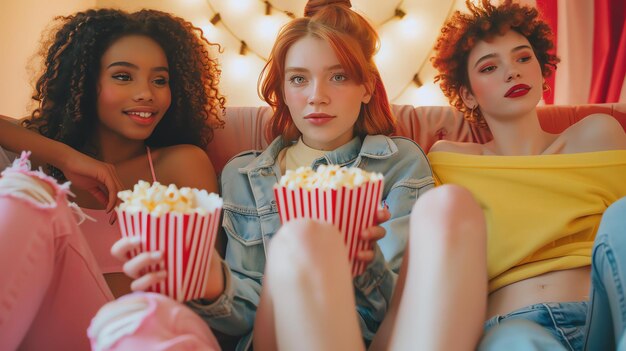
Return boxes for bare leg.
[372,184,488,351]
[253,219,365,351]
[369,233,410,351]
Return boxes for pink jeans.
[0,153,113,350]
[88,292,220,351]
[0,153,219,350]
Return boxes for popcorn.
[274,165,384,276]
[116,181,223,302]
[117,180,222,216]
[279,165,383,190]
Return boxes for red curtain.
[536,0,558,104]
[589,0,626,103]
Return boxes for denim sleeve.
[184,154,265,338]
[381,179,434,272]
[185,258,261,337]
[377,137,435,272]
[353,244,396,342]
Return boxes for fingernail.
[151,251,163,259]
[130,236,142,244]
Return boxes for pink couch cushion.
[208,103,626,174]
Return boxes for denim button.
[260,168,273,176]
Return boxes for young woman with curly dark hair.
[0,9,224,350]
[376,0,626,350]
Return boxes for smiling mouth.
[126,111,155,118]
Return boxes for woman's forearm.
[0,117,73,169]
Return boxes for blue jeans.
[480,197,626,351]
[481,302,586,350]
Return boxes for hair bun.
[304,0,352,17]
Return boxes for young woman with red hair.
[194,0,432,348]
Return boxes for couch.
[1,103,624,349]
[207,103,626,174]
[3,103,625,173]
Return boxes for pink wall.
[0,0,95,118]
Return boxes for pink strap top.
[146,146,157,183]
[80,147,157,274]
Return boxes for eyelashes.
[287,73,349,85]
[110,73,169,86]
[478,55,534,74]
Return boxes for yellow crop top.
[429,150,626,292]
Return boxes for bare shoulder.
[157,144,212,164]
[429,139,483,155]
[153,144,218,193]
[562,114,626,152]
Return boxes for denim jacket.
[187,135,434,350]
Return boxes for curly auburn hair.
[24,8,225,180]
[431,0,559,127]
[259,0,395,143]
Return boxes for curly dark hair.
[431,0,559,127]
[24,8,225,179]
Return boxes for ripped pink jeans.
[0,153,219,350]
[0,152,114,350]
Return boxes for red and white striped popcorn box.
[116,207,221,302]
[273,179,383,276]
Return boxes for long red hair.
[259,0,395,143]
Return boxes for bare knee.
[266,219,346,283]
[89,292,215,350]
[410,184,486,250]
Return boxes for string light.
[394,8,406,19]
[239,40,248,55]
[258,0,295,19]
[210,13,221,25]
[377,1,406,25]
[412,74,423,88]
[389,0,457,101]
[264,1,271,15]
[205,0,457,103]
[206,0,268,61]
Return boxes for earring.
[469,104,486,127]
[470,105,478,119]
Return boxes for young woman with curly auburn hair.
[376,0,626,350]
[431,0,559,127]
[0,8,224,350]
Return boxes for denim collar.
[238,134,398,174]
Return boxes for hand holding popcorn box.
[274,165,384,276]
[116,181,222,302]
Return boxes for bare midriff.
[487,266,591,319]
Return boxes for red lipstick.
[505,84,531,98]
